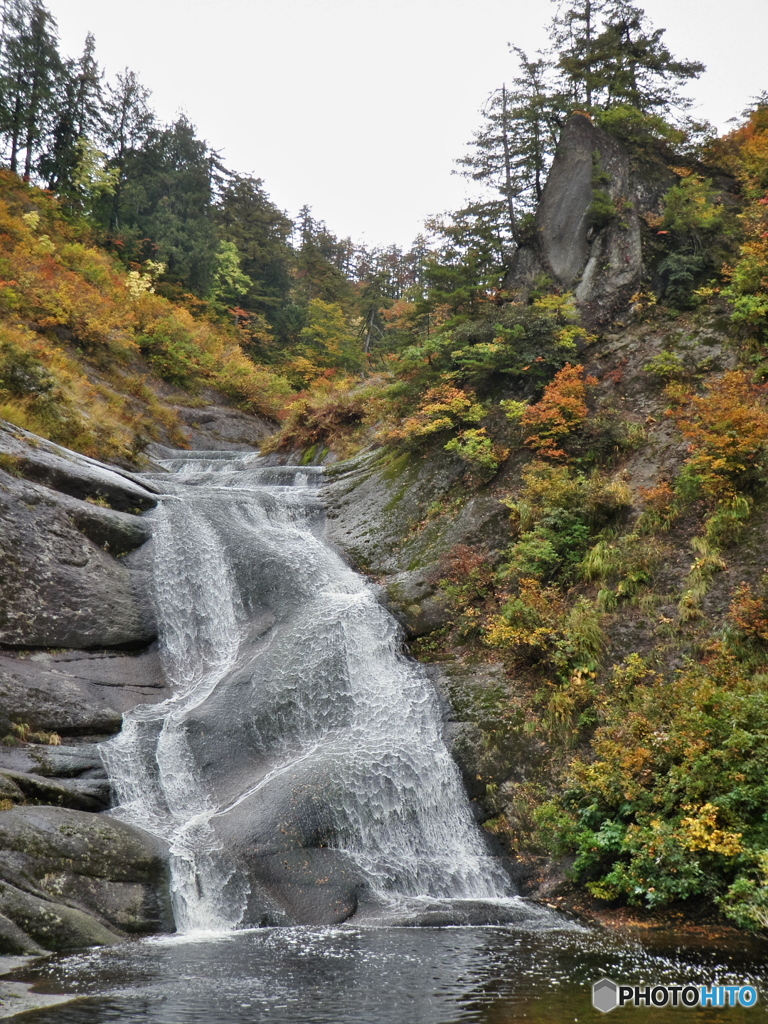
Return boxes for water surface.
[10,922,767,1023]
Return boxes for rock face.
[173,404,274,451]
[0,418,174,952]
[0,424,159,650]
[504,113,673,319]
[0,806,171,953]
[0,649,167,738]
[323,449,511,638]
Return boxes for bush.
[263,379,368,455]
[393,294,595,397]
[554,648,768,921]
[522,364,597,459]
[671,371,768,500]
[444,427,508,479]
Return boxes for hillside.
[302,108,768,933]
[0,171,290,463]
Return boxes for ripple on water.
[6,923,768,1024]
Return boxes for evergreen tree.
[293,205,354,306]
[423,203,508,312]
[122,115,224,293]
[549,0,608,109]
[0,0,62,178]
[39,32,103,195]
[550,0,705,114]
[215,172,294,313]
[456,49,558,246]
[101,68,155,232]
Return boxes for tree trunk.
[499,85,520,246]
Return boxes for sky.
[49,0,768,251]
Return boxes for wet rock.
[240,848,364,926]
[0,912,47,955]
[0,769,109,812]
[0,806,172,951]
[0,420,159,512]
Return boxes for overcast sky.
[49,0,768,250]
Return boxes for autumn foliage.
[671,371,768,499]
[522,363,597,458]
[0,171,291,459]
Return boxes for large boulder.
[504,113,673,319]
[0,648,167,738]
[0,805,172,952]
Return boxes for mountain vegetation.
[2,0,768,931]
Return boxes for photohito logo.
[592,978,759,1012]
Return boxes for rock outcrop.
[0,419,174,952]
[0,806,171,953]
[323,448,510,638]
[173,404,274,451]
[504,112,674,319]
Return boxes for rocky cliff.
[504,112,675,321]
[0,419,175,952]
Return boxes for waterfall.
[101,452,512,932]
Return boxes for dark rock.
[383,571,450,636]
[0,880,125,951]
[0,776,24,805]
[0,742,107,779]
[0,471,156,648]
[0,805,172,950]
[240,848,364,926]
[0,910,47,954]
[323,450,508,638]
[0,649,168,737]
[353,895,563,928]
[0,769,110,812]
[159,404,273,452]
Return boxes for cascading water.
[102,450,517,933]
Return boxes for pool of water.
[8,917,768,1023]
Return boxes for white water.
[101,452,512,932]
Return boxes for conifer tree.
[40,32,103,194]
[457,48,558,247]
[122,115,224,292]
[215,173,294,313]
[549,0,705,114]
[0,0,62,177]
[102,68,155,232]
[293,206,354,305]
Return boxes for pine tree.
[123,115,224,293]
[215,172,294,313]
[293,206,354,306]
[423,203,508,312]
[101,68,154,232]
[456,49,559,250]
